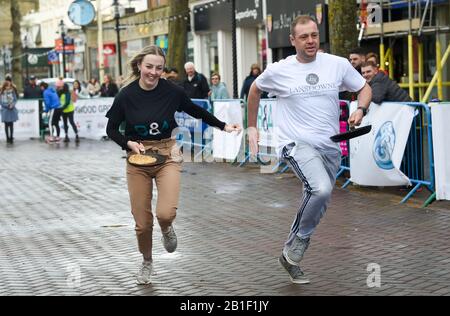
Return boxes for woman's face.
[211,76,220,86]
[74,81,80,89]
[138,54,165,90]
[103,75,110,84]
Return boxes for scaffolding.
[361,0,450,101]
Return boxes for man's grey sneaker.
[136,261,153,285]
[161,225,177,253]
[283,236,310,266]
[279,254,310,284]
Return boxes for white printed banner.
[431,102,450,200]
[212,100,243,160]
[0,99,40,139]
[64,98,114,139]
[257,99,276,148]
[349,102,413,186]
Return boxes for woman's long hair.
[0,80,18,96]
[123,45,166,87]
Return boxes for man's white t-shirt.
[255,53,366,154]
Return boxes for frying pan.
[330,125,372,143]
[127,151,167,167]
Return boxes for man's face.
[361,65,378,82]
[350,54,365,68]
[185,65,195,77]
[290,21,320,62]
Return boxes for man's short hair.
[361,61,378,68]
[290,15,318,36]
[350,47,366,56]
[365,52,379,64]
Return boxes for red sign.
[55,38,75,53]
[103,44,116,56]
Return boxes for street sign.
[48,51,59,65]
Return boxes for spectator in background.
[366,52,389,76]
[40,81,62,142]
[23,75,42,99]
[1,77,19,144]
[366,52,380,68]
[240,64,262,101]
[100,74,119,97]
[361,61,411,104]
[209,72,230,100]
[116,75,125,89]
[340,48,366,102]
[166,68,182,86]
[349,47,366,74]
[87,78,101,97]
[161,67,169,79]
[72,80,82,102]
[183,62,210,99]
[59,83,79,143]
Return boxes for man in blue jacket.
[40,82,62,142]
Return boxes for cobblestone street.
[1,139,449,296]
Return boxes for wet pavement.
[0,139,449,296]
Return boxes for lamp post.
[113,0,123,76]
[231,0,238,98]
[24,31,29,80]
[59,19,67,78]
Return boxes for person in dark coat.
[23,75,42,99]
[361,61,411,104]
[240,64,261,101]
[182,62,210,99]
[100,74,119,97]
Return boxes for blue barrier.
[175,98,246,161]
[175,99,212,158]
[398,102,435,203]
[341,102,435,203]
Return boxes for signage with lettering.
[266,0,328,48]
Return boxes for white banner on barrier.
[0,99,40,140]
[349,102,413,186]
[66,98,114,139]
[212,100,243,160]
[257,99,276,148]
[431,102,450,200]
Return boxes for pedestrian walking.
[247,15,372,284]
[105,45,241,285]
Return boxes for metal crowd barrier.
[341,102,435,204]
[175,98,246,161]
[398,102,435,203]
